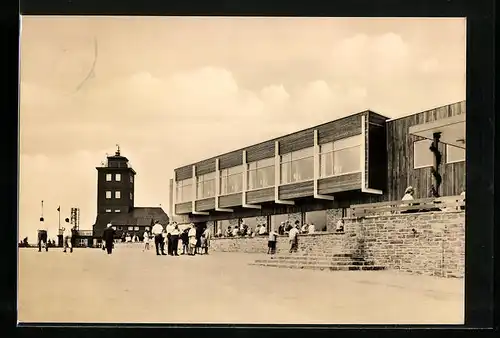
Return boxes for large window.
[115,173,121,181]
[197,172,216,199]
[106,174,112,181]
[176,179,193,203]
[320,135,362,178]
[280,147,314,184]
[105,191,112,199]
[248,158,275,190]
[414,139,434,169]
[115,191,121,199]
[446,144,465,164]
[305,210,327,232]
[220,166,243,195]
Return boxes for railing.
[350,195,465,218]
[58,229,93,236]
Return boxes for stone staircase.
[249,248,385,272]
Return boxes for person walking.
[202,226,211,255]
[166,222,175,255]
[102,223,116,254]
[151,220,165,256]
[181,228,189,254]
[188,224,197,255]
[143,230,150,251]
[37,217,49,252]
[267,229,278,255]
[288,223,299,253]
[171,223,180,256]
[61,218,73,253]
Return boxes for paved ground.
[18,245,464,324]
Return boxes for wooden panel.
[175,202,191,214]
[175,166,192,181]
[246,187,274,204]
[246,140,275,163]
[195,158,216,176]
[318,173,361,194]
[279,129,314,154]
[219,193,242,208]
[278,181,314,200]
[219,151,243,169]
[442,161,466,196]
[367,123,387,191]
[368,110,389,126]
[386,101,466,201]
[195,198,215,211]
[317,114,362,145]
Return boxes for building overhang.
[408,113,465,149]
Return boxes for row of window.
[105,173,134,183]
[414,140,465,169]
[176,135,363,202]
[105,209,122,213]
[109,225,149,232]
[105,191,133,200]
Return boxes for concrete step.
[269,255,365,261]
[255,259,374,266]
[249,262,385,271]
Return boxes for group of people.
[400,185,466,213]
[148,221,211,256]
[36,217,77,253]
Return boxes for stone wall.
[326,208,342,232]
[210,210,465,278]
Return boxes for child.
[143,231,150,251]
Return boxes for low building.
[92,147,169,244]
[170,101,466,234]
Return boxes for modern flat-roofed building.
[170,101,465,233]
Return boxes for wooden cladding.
[219,193,242,208]
[195,158,216,176]
[175,166,192,181]
[246,140,275,163]
[278,181,314,200]
[386,100,465,201]
[368,111,388,126]
[219,151,243,170]
[317,173,361,194]
[195,198,215,212]
[317,114,362,145]
[279,129,314,154]
[246,187,274,204]
[175,202,191,214]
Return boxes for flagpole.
[41,200,44,218]
[58,206,61,232]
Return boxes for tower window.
[105,191,112,199]
[130,192,133,200]
[115,173,121,181]
[114,209,121,213]
[106,174,112,181]
[115,191,121,199]
[105,209,111,213]
[130,176,134,183]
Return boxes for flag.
[57,206,60,212]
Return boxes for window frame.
[114,209,121,213]
[220,165,243,195]
[130,192,133,200]
[105,209,112,213]
[115,173,121,181]
[130,175,134,183]
[413,139,435,169]
[446,144,466,164]
[115,191,121,199]
[176,179,193,203]
[196,173,216,199]
[319,134,362,179]
[247,158,275,191]
[105,191,112,199]
[280,147,315,185]
[106,173,112,182]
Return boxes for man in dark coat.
[102,223,116,254]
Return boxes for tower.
[96,145,136,215]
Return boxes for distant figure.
[401,186,415,213]
[181,228,189,254]
[143,231,150,251]
[216,227,222,238]
[61,218,73,253]
[258,224,267,235]
[225,226,232,237]
[102,223,116,255]
[37,217,48,252]
[460,187,465,210]
[166,222,175,255]
[336,219,344,233]
[278,222,285,235]
[125,233,131,243]
[202,226,211,255]
[151,220,165,256]
[288,224,299,253]
[301,223,308,234]
[308,222,315,234]
[188,224,197,255]
[284,221,292,234]
[267,229,278,255]
[232,226,239,237]
[170,223,180,256]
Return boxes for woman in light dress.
[188,224,197,255]
[143,231,150,251]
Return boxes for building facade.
[170,101,466,233]
[92,147,169,241]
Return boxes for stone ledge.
[211,231,345,241]
[343,210,465,221]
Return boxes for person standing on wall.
[37,217,49,252]
[288,223,299,254]
[151,220,165,256]
[102,223,116,255]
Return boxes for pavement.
[18,245,464,324]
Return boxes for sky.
[19,16,466,242]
